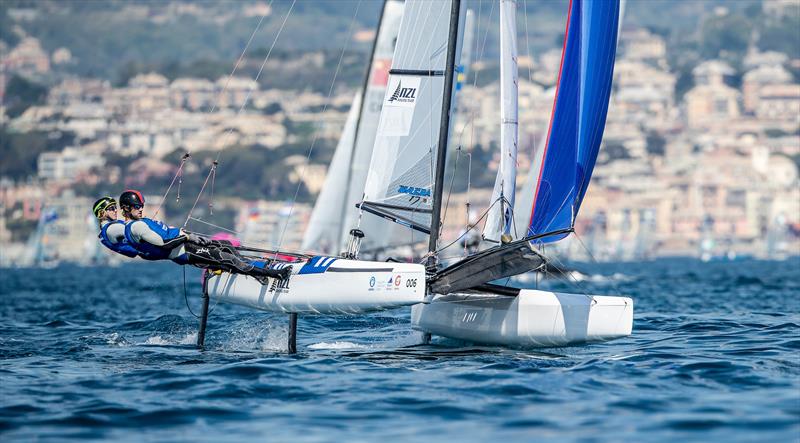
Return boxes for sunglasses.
[130,204,143,210]
[106,205,117,211]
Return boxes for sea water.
[1,258,798,442]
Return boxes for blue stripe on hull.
[298,256,338,275]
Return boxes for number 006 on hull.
[206,257,426,314]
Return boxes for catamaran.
[200,0,633,352]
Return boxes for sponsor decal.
[398,185,431,197]
[383,76,421,109]
[394,275,401,286]
[269,275,290,292]
[369,276,376,288]
[387,81,417,104]
[462,310,479,323]
[197,247,210,254]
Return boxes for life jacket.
[124,217,188,263]
[98,220,139,258]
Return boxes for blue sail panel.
[575,0,619,208]
[527,0,619,243]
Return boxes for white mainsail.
[361,0,465,233]
[483,0,519,243]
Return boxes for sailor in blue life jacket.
[93,196,140,258]
[119,189,291,283]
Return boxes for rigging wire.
[440,145,462,231]
[184,0,297,228]
[156,5,272,219]
[187,216,243,236]
[271,0,363,259]
[573,231,626,297]
[182,266,200,319]
[153,152,190,218]
[208,161,218,216]
[429,196,502,259]
[442,0,494,237]
[536,248,596,301]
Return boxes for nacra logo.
[398,185,431,197]
[388,81,417,103]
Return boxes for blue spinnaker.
[527,0,619,243]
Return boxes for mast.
[337,0,388,252]
[482,0,518,244]
[499,0,518,239]
[427,0,462,268]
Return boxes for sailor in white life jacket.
[113,189,290,283]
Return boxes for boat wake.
[308,341,367,350]
[144,332,197,346]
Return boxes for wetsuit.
[125,218,289,281]
[98,220,139,258]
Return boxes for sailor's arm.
[129,220,187,249]
[105,223,126,244]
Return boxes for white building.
[235,200,311,251]
[37,147,104,182]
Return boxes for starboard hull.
[206,257,425,314]
[411,290,633,347]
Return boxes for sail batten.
[526,0,619,243]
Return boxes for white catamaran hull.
[411,290,633,347]
[207,257,425,314]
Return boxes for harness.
[98,221,139,258]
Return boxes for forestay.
[526,0,619,243]
[361,0,465,234]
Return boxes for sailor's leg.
[215,245,290,279]
[184,241,218,267]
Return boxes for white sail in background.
[302,93,361,253]
[302,0,405,254]
[362,0,464,233]
[342,0,405,252]
[483,0,519,243]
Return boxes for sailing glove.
[187,233,210,246]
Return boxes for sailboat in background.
[302,0,405,257]
[205,0,632,350]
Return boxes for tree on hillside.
[758,12,800,60]
[701,13,752,61]
[4,75,48,118]
[0,128,74,180]
[0,5,20,47]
